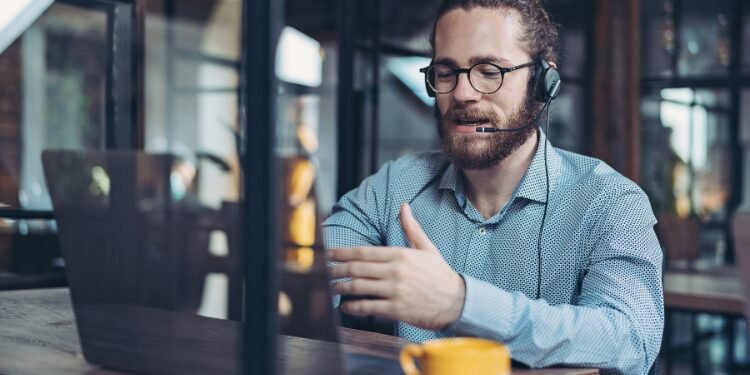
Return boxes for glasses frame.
[419,61,536,95]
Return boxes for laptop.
[42,150,402,375]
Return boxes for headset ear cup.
[533,62,547,102]
[533,58,562,102]
[544,66,561,100]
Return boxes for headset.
[424,57,562,300]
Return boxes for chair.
[656,214,701,271]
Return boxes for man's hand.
[328,203,465,331]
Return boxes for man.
[324,1,663,374]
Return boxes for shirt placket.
[461,223,493,276]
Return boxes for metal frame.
[336,0,360,198]
[242,0,282,373]
[54,0,139,150]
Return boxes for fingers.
[334,279,395,299]
[330,261,391,279]
[327,246,399,262]
[340,298,394,318]
[399,203,436,252]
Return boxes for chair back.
[657,214,701,269]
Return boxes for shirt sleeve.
[322,161,393,307]
[322,160,393,249]
[447,189,664,375]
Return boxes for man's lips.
[452,118,493,133]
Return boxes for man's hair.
[429,0,560,64]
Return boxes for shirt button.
[478,227,487,236]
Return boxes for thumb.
[400,203,437,252]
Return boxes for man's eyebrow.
[433,57,458,66]
[469,55,512,66]
[433,55,513,67]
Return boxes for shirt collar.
[438,129,560,204]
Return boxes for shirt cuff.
[447,274,516,339]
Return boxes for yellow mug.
[399,337,510,375]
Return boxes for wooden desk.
[0,288,596,375]
[663,270,744,315]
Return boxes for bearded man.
[324,1,663,374]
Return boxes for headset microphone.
[475,96,552,133]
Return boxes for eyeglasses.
[419,61,536,95]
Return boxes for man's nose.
[451,73,481,102]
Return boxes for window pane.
[0,3,107,211]
[641,0,675,78]
[144,0,242,208]
[641,88,733,264]
[743,5,750,74]
[139,0,247,328]
[677,0,732,77]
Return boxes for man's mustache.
[443,106,499,124]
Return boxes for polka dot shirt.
[323,131,663,375]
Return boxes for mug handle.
[399,344,424,375]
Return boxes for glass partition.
[0,1,111,290]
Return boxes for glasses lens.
[428,64,456,94]
[469,63,503,94]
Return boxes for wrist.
[442,273,466,327]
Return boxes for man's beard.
[436,97,541,170]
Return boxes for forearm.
[448,275,654,375]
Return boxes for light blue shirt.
[323,131,663,375]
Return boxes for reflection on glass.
[377,56,438,167]
[139,0,246,335]
[0,3,107,210]
[276,26,323,87]
[277,100,340,343]
[145,0,242,211]
[677,0,732,77]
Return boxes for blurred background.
[0,0,748,373]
